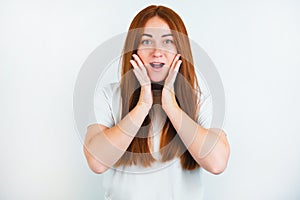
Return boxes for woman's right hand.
[130,54,153,111]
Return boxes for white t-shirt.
[88,82,213,200]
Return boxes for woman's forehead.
[141,27,173,38]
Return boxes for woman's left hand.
[162,54,182,111]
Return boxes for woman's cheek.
[136,49,147,62]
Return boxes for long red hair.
[114,5,201,170]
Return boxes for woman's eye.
[164,39,174,45]
[141,40,152,45]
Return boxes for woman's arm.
[84,54,153,174]
[161,54,230,175]
[163,104,230,175]
[83,101,150,174]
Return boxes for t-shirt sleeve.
[196,91,213,129]
[87,86,115,128]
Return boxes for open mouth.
[150,62,165,68]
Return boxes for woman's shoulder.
[101,81,120,91]
[96,81,121,98]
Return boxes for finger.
[130,59,139,70]
[132,54,151,79]
[131,60,143,80]
[170,54,181,69]
[174,60,182,72]
[165,60,181,89]
[132,54,144,68]
[131,62,151,86]
[131,59,148,78]
[133,70,149,86]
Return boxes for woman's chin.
[149,75,167,84]
[150,78,165,83]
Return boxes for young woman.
[84,5,230,200]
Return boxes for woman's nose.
[152,47,163,58]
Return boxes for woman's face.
[137,16,178,83]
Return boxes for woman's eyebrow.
[162,34,173,37]
[141,33,173,38]
[141,33,152,37]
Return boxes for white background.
[1,0,300,199]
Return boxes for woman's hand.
[162,54,182,111]
[130,54,153,111]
